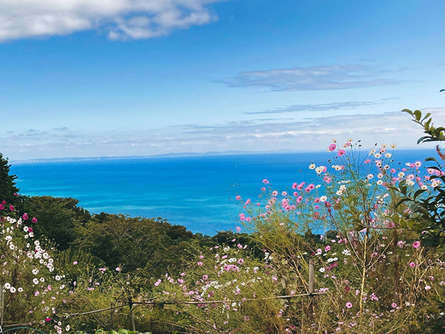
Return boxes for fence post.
[308,259,314,294]
[110,302,113,329]
[129,299,136,332]
[0,287,4,332]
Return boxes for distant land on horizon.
[10,147,437,165]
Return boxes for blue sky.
[0,0,444,160]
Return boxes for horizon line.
[9,146,434,165]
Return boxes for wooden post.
[129,300,136,332]
[110,302,113,329]
[308,259,314,294]
[0,287,4,330]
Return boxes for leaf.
[417,136,431,144]
[395,198,411,208]
[413,189,426,199]
[421,112,432,122]
[414,110,422,121]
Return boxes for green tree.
[0,153,19,203]
[75,213,195,277]
[22,196,91,250]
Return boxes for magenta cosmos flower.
[328,143,336,152]
[412,241,421,249]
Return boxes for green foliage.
[0,153,19,204]
[22,196,91,250]
[403,109,445,143]
[74,213,195,276]
[397,109,445,246]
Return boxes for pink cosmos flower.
[409,262,416,268]
[32,217,38,223]
[262,179,270,184]
[292,182,297,189]
[412,241,421,249]
[9,205,14,211]
[22,213,29,220]
[397,240,406,248]
[235,195,241,200]
[197,261,203,266]
[370,293,379,301]
[305,184,315,193]
[236,226,241,233]
[391,303,397,309]
[338,149,346,157]
[324,245,331,252]
[154,279,161,287]
[345,302,352,309]
[202,274,208,281]
[328,143,336,152]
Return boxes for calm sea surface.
[11,150,430,235]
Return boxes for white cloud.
[245,100,382,115]
[222,65,400,91]
[0,0,221,41]
[3,108,444,161]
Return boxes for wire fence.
[0,260,325,333]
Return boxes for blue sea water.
[11,150,431,235]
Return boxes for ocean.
[11,150,431,235]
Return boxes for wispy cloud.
[4,108,443,161]
[222,65,400,91]
[0,0,222,42]
[245,100,380,115]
